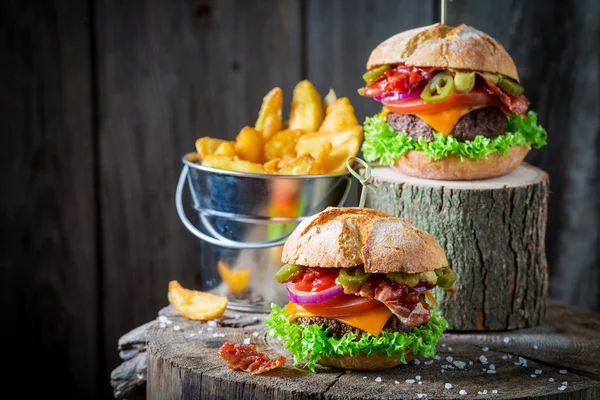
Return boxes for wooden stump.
[365,163,549,331]
[112,301,600,399]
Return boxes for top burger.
[358,23,547,180]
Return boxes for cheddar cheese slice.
[416,106,473,135]
[284,302,393,336]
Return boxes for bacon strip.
[345,277,430,327]
[217,342,286,375]
[477,72,530,116]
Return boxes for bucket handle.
[175,165,352,249]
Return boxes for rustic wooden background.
[1,0,598,398]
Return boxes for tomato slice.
[382,89,500,115]
[302,294,383,317]
[293,267,339,293]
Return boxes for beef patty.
[297,315,413,339]
[386,106,508,142]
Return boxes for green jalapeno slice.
[362,65,392,85]
[274,263,305,283]
[434,267,457,288]
[421,72,455,103]
[337,266,370,287]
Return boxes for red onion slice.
[374,90,422,102]
[286,282,344,305]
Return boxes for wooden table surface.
[111,300,600,399]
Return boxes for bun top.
[281,207,448,274]
[367,23,520,82]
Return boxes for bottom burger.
[265,207,456,371]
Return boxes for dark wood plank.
[95,0,302,385]
[0,0,99,397]
[445,0,600,310]
[139,300,600,399]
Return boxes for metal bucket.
[176,153,352,312]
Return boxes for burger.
[265,207,456,371]
[358,23,547,180]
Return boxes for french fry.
[202,155,266,174]
[289,80,324,132]
[322,135,361,174]
[255,87,283,141]
[295,126,363,157]
[235,126,264,163]
[168,280,228,321]
[323,88,338,110]
[263,158,281,174]
[278,154,324,175]
[264,129,304,161]
[195,137,228,159]
[318,97,359,134]
[214,141,237,157]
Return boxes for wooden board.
[95,0,303,383]
[365,163,549,330]
[0,0,99,397]
[112,300,600,399]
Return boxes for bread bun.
[318,350,416,371]
[281,207,448,274]
[367,23,519,82]
[394,146,528,180]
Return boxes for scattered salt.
[469,361,473,366]
[444,383,452,389]
[414,359,421,365]
[137,373,144,379]
[406,379,415,384]
[459,389,467,396]
[560,369,568,374]
[416,375,421,381]
[394,380,399,385]
[424,360,434,365]
[482,368,487,372]
[234,314,240,319]
[243,338,251,345]
[189,333,195,337]
[434,355,441,360]
[548,378,555,382]
[492,389,498,394]
[503,337,510,343]
[558,386,566,391]
[417,394,427,398]
[207,327,214,331]
[453,361,466,369]
[533,344,539,350]
[535,369,542,375]
[166,320,173,325]
[208,321,217,327]
[482,389,488,394]
[346,370,351,374]
[489,364,495,370]
[446,356,454,362]
[159,323,166,328]
[479,355,488,364]
[362,376,366,379]
[375,377,382,383]
[441,343,447,348]
[519,357,528,366]
[252,331,260,337]
[482,347,489,352]
[502,355,509,360]
[212,333,225,338]
[530,374,537,378]
[448,347,453,352]
[418,381,423,385]
[174,325,181,331]
[198,330,203,334]
[158,316,169,323]
[487,370,496,374]
[562,381,568,385]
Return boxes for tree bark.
[365,163,550,331]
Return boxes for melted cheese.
[284,302,392,336]
[417,106,474,135]
[379,107,391,118]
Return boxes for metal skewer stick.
[440,0,447,24]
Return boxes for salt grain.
[446,356,454,362]
[158,316,169,323]
[444,383,452,389]
[533,344,539,350]
[434,355,441,360]
[503,337,510,343]
[535,369,542,375]
[189,333,195,337]
[417,394,427,398]
[174,325,181,331]
[558,386,566,391]
[416,375,421,381]
[406,379,415,384]
[459,389,467,396]
[492,390,498,394]
[469,361,473,366]
[482,389,488,394]
[418,381,423,385]
[166,320,173,325]
[414,359,421,365]
[441,343,447,348]
[482,368,487,372]
[207,327,214,331]
[198,330,203,334]
[137,373,144,379]
[424,360,434,365]
[159,323,166,328]
[548,378,555,382]
[560,369,568,374]
[375,377,382,383]
[487,370,496,374]
[252,331,260,337]
[234,314,240,319]
[489,364,495,370]
[212,333,225,338]
[394,380,399,385]
[243,338,251,345]
[519,357,528,366]
[479,355,488,364]
[362,376,366,379]
[531,374,537,378]
[346,370,351,374]
[448,347,453,352]
[453,361,466,369]
[562,381,568,386]
[208,321,217,327]
[502,355,509,360]
[482,347,489,352]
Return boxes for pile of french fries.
[192,80,363,175]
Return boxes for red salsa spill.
[217,342,286,375]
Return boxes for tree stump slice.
[136,300,600,400]
[365,163,550,331]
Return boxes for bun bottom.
[318,350,416,371]
[394,146,529,180]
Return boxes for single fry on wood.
[167,280,228,321]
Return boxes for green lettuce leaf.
[361,111,547,164]
[264,304,448,372]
